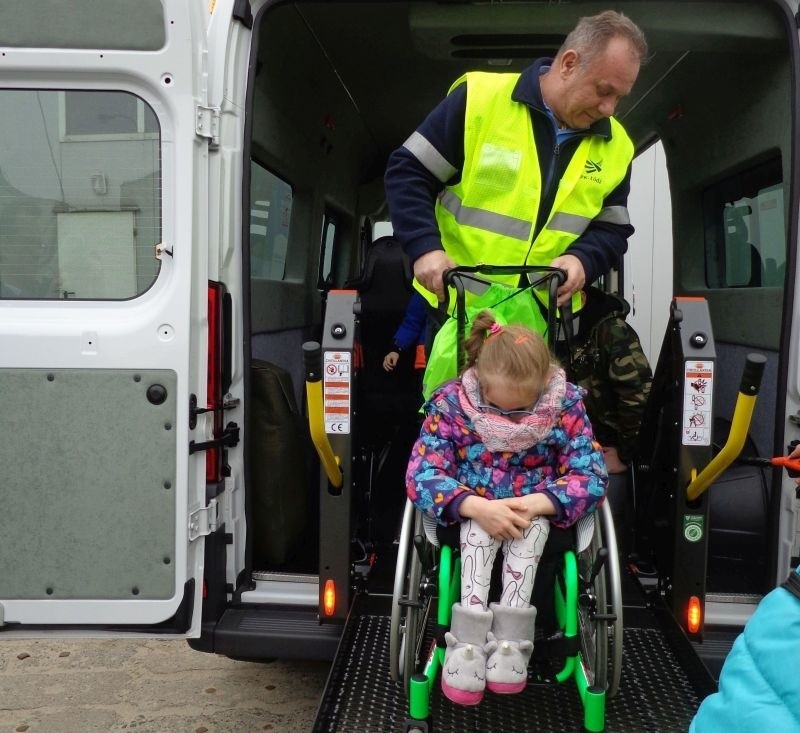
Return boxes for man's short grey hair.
[558,10,648,66]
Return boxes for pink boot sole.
[486,680,527,695]
[441,680,484,706]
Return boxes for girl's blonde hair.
[463,310,556,391]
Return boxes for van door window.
[250,161,292,281]
[703,157,784,288]
[0,89,161,299]
[62,91,159,139]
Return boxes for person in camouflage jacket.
[560,286,652,473]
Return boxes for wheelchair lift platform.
[312,569,716,732]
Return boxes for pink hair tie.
[486,322,503,340]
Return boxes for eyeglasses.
[476,400,539,419]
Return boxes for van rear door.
[0,0,211,635]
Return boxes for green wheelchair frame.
[391,499,622,733]
[390,264,623,732]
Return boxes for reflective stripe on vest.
[434,71,634,277]
[404,131,458,183]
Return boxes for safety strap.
[781,569,800,601]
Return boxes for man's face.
[556,36,640,129]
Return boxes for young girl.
[406,310,608,706]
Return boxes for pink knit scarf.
[459,366,566,452]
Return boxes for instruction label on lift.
[682,360,713,446]
[324,351,351,434]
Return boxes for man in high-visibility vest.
[385,10,647,307]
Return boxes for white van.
[1,1,798,729]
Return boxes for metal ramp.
[313,588,717,732]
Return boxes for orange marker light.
[323,579,336,617]
[687,595,702,634]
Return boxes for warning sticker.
[324,351,351,434]
[682,360,713,446]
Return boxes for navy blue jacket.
[384,59,634,282]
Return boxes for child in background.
[558,285,652,555]
[382,291,428,373]
[563,286,652,475]
[690,443,800,731]
[406,310,607,706]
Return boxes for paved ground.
[0,638,329,733]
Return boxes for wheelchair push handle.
[442,263,568,285]
[441,264,567,308]
[441,264,569,360]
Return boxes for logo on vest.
[582,159,603,184]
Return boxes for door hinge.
[189,421,240,454]
[188,498,218,541]
[189,393,240,429]
[195,105,220,149]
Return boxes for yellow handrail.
[685,354,765,501]
[303,341,343,490]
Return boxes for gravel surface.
[0,638,330,733]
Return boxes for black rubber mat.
[313,610,712,732]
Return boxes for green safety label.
[683,514,704,543]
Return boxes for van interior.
[218,0,796,676]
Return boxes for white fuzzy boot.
[440,604,493,706]
[485,603,536,695]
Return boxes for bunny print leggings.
[459,516,550,609]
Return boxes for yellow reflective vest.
[431,71,634,292]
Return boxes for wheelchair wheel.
[577,499,624,698]
[390,499,434,692]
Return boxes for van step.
[691,630,738,680]
[211,606,342,661]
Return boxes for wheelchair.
[388,264,624,732]
[390,498,623,732]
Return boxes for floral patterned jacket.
[405,378,608,528]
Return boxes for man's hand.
[413,250,456,302]
[549,254,586,306]
[459,495,530,541]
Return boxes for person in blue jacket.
[691,443,800,733]
[382,291,429,373]
[690,562,800,731]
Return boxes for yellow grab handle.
[686,354,766,501]
[303,341,343,490]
